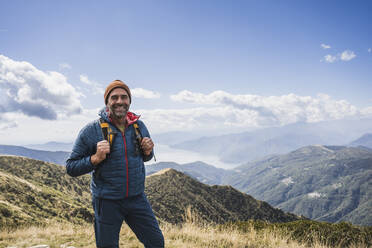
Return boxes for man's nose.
[116,96,125,104]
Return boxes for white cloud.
[340,50,356,61]
[3,89,372,144]
[79,74,104,95]
[324,54,338,63]
[138,107,239,133]
[0,54,82,121]
[321,43,331,49]
[368,48,371,53]
[322,49,357,63]
[169,90,362,128]
[107,90,372,137]
[0,113,18,130]
[59,63,71,70]
[132,88,161,99]
[80,74,92,85]
[0,109,99,144]
[361,106,372,116]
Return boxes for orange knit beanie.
[104,80,131,104]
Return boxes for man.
[66,80,164,248]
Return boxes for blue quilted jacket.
[66,107,153,199]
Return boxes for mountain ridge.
[145,168,301,224]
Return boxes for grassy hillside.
[0,155,92,228]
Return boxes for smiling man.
[66,80,164,248]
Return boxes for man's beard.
[109,104,129,120]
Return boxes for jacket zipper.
[122,131,129,197]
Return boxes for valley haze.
[18,118,372,169]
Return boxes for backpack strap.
[133,122,143,145]
[133,122,156,161]
[99,118,116,147]
[95,119,117,178]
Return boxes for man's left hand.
[141,137,154,156]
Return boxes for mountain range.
[225,145,372,226]
[1,131,371,226]
[25,141,73,152]
[0,144,70,165]
[147,146,372,226]
[0,155,299,228]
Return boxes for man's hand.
[141,137,154,156]
[91,140,110,166]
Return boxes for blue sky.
[0,0,371,145]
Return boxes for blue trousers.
[92,193,164,248]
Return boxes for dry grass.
[0,211,369,248]
[0,221,333,248]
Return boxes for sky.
[0,0,372,146]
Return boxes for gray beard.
[109,105,128,120]
[112,111,127,119]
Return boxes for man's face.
[107,88,130,120]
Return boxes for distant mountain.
[25,141,73,152]
[224,145,372,226]
[145,168,301,224]
[171,119,372,163]
[349,133,372,148]
[146,161,232,185]
[0,144,70,165]
[0,155,92,228]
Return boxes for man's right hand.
[91,140,110,166]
